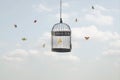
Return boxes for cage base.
[52,48,71,52]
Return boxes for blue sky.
[0,0,120,80]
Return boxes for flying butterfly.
[84,36,90,40]
[57,38,62,44]
[34,20,37,23]
[42,43,46,48]
[75,18,78,22]
[92,6,95,9]
[22,37,27,41]
[14,24,17,28]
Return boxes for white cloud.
[95,56,101,61]
[33,4,52,12]
[85,13,113,25]
[95,5,108,11]
[0,41,8,47]
[56,13,70,19]
[72,25,120,41]
[83,5,108,13]
[35,32,51,49]
[42,32,51,39]
[10,49,28,56]
[110,9,120,13]
[56,54,80,62]
[114,62,120,67]
[16,43,22,47]
[84,5,113,25]
[44,51,80,62]
[62,2,70,8]
[3,26,119,63]
[103,49,120,56]
[103,39,120,57]
[72,41,81,49]
[109,40,120,48]
[29,50,39,55]
[44,51,56,57]
[3,49,29,62]
[72,25,97,39]
[3,56,24,62]
[2,49,40,62]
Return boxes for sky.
[0,0,120,80]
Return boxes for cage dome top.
[52,23,71,31]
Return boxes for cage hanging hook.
[60,0,63,23]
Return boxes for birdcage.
[51,0,72,52]
[51,22,72,52]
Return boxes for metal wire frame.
[51,23,72,52]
